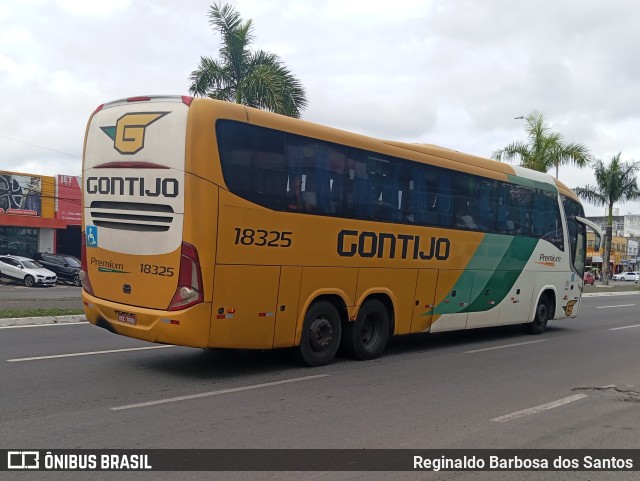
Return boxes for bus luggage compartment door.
[209,265,279,349]
[429,269,473,333]
[411,269,438,333]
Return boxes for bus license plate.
[117,312,137,325]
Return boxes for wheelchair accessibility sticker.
[86,226,98,248]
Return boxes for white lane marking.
[0,322,87,329]
[465,340,546,354]
[596,304,635,309]
[609,324,640,331]
[491,394,588,423]
[7,345,175,362]
[111,374,330,411]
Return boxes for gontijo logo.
[100,112,169,155]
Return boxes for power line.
[0,134,81,159]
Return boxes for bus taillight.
[168,242,203,311]
[80,232,95,296]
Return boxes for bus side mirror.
[594,235,602,252]
[576,216,603,252]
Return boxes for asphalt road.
[1,293,640,481]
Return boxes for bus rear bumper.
[82,292,211,348]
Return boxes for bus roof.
[226,99,563,191]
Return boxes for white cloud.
[54,0,130,17]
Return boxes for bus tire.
[344,299,390,360]
[297,300,341,367]
[525,294,551,334]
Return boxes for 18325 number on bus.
[140,264,175,276]
[234,228,293,247]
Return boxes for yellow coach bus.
[81,96,602,366]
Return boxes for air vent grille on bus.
[89,201,174,232]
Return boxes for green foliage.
[492,111,591,178]
[189,3,307,118]
[573,153,640,211]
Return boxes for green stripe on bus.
[462,236,539,313]
[428,235,538,316]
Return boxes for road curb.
[0,315,87,328]
[582,291,640,298]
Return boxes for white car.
[0,255,57,287]
[612,271,639,282]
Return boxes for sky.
[1,0,639,216]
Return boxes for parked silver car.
[0,255,57,287]
[612,271,639,282]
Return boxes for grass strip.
[0,308,84,319]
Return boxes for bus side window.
[304,144,331,214]
[345,149,374,219]
[286,137,304,210]
[370,155,402,222]
[227,149,252,192]
[285,136,334,215]
[254,150,286,209]
[518,187,534,236]
[496,181,510,234]
[315,146,332,214]
[400,170,414,223]
[535,189,564,250]
[435,170,454,227]
[454,173,478,231]
[476,179,494,232]
[328,146,347,215]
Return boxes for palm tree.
[573,153,640,285]
[492,111,591,178]
[189,3,307,118]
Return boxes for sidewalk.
[582,281,640,296]
[0,314,86,328]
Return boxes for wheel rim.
[361,314,381,348]
[308,316,333,353]
[25,276,34,287]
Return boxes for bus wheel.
[297,300,341,367]
[526,295,550,334]
[344,299,390,360]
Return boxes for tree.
[492,111,591,178]
[573,153,640,285]
[189,3,307,118]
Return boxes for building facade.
[587,233,640,275]
[0,170,81,258]
[586,214,640,238]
